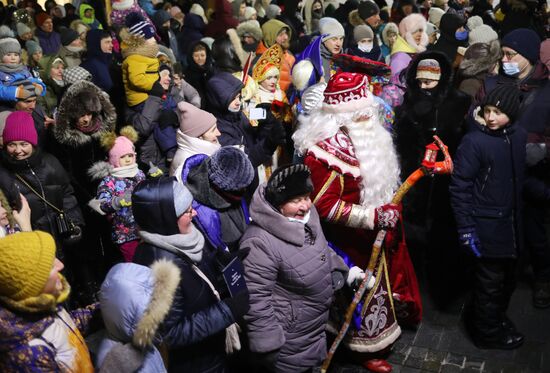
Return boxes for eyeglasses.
[502,51,519,60]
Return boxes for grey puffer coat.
[240,185,348,373]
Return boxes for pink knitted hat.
[109,136,135,167]
[177,101,217,138]
[2,111,37,146]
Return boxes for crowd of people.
[0,0,548,372]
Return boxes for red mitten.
[374,203,400,229]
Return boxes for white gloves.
[346,266,376,290]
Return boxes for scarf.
[0,63,25,73]
[111,163,139,178]
[139,226,204,263]
[0,274,70,314]
[76,117,102,134]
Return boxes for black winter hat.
[358,1,380,20]
[482,85,520,122]
[501,28,541,64]
[265,164,314,208]
[60,27,79,46]
[207,147,254,192]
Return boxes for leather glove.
[112,190,133,209]
[346,266,376,290]
[374,203,400,229]
[149,80,165,98]
[458,226,482,257]
[32,82,44,96]
[148,162,164,177]
[215,248,250,269]
[526,143,546,167]
[223,288,250,319]
[265,122,286,152]
[16,85,32,100]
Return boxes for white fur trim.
[322,97,372,113]
[308,145,361,178]
[133,260,181,348]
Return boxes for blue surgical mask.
[502,62,521,76]
[455,30,468,41]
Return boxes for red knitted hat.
[2,111,37,146]
[35,12,52,28]
[322,72,372,113]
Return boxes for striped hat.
[416,59,441,81]
[125,12,155,39]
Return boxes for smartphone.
[249,107,266,120]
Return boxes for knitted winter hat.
[358,1,380,20]
[207,147,254,191]
[266,4,282,19]
[243,6,257,20]
[0,38,21,59]
[501,28,541,64]
[60,27,80,46]
[35,12,52,28]
[126,12,156,39]
[172,180,193,217]
[482,84,520,122]
[265,164,314,208]
[426,22,438,37]
[3,111,37,146]
[466,15,483,31]
[108,136,135,167]
[323,72,372,113]
[16,22,31,37]
[354,24,374,43]
[319,17,345,41]
[62,66,92,86]
[428,7,444,27]
[177,101,217,138]
[468,24,498,46]
[170,6,183,18]
[0,231,56,301]
[25,40,42,56]
[190,3,208,24]
[416,59,441,80]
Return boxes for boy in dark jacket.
[450,85,550,350]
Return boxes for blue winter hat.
[207,147,254,191]
[126,12,156,39]
[501,28,541,64]
[172,181,193,217]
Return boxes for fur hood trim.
[54,81,116,148]
[133,259,180,348]
[349,9,366,27]
[88,161,113,180]
[120,28,159,59]
[459,40,501,77]
[236,20,263,41]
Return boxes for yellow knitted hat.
[0,231,56,301]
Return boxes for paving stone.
[439,364,463,373]
[413,324,444,348]
[463,356,484,371]
[421,350,446,372]
[400,367,421,373]
[444,352,466,367]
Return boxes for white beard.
[346,118,400,208]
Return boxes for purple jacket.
[35,28,61,56]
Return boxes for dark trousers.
[524,201,550,281]
[471,258,517,337]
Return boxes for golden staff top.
[321,135,453,373]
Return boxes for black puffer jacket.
[0,149,83,241]
[132,177,236,373]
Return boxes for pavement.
[329,267,550,373]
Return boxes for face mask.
[502,62,521,76]
[287,210,311,224]
[358,42,373,53]
[420,88,434,96]
[455,30,468,41]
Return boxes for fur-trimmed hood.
[54,80,116,148]
[348,9,366,27]
[97,260,180,371]
[87,161,113,180]
[459,40,500,78]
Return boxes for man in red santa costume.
[293,72,402,367]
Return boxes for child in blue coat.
[450,85,550,350]
[0,37,45,101]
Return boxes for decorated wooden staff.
[321,135,453,373]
